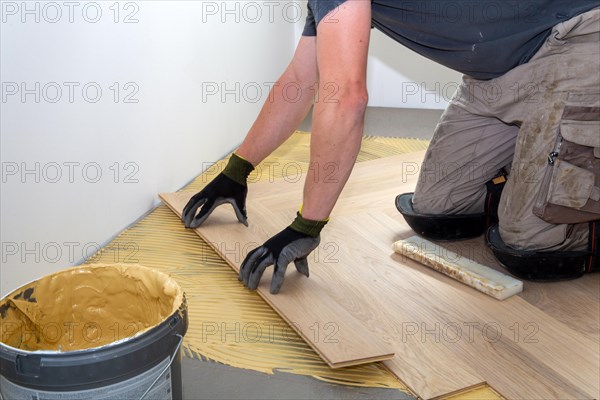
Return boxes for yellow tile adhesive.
[0,264,183,351]
[84,132,502,399]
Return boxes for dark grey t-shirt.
[302,0,599,80]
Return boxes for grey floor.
[299,107,442,140]
[181,356,412,400]
[181,107,443,400]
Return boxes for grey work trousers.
[413,8,600,251]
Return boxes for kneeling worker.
[183,0,600,293]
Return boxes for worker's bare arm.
[238,1,372,293]
[301,0,372,220]
[236,36,318,166]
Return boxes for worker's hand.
[182,153,254,229]
[239,227,319,294]
[239,212,328,294]
[182,173,248,228]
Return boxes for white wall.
[1,0,460,295]
[1,0,295,295]
[367,30,462,109]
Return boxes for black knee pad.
[395,171,508,241]
[486,221,599,281]
[395,193,487,240]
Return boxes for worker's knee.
[412,185,486,216]
[499,216,589,252]
[411,191,453,215]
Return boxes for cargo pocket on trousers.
[533,105,600,224]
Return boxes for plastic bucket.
[0,264,188,400]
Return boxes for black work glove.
[239,212,328,294]
[182,153,254,229]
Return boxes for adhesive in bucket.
[0,263,188,400]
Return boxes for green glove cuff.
[289,212,328,238]
[222,153,254,186]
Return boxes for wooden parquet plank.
[159,192,396,369]
[160,151,599,399]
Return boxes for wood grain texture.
[159,192,395,369]
[348,212,598,400]
[161,151,599,399]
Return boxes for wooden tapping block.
[393,235,523,300]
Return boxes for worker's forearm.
[236,68,316,166]
[300,88,368,221]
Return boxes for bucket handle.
[138,334,183,400]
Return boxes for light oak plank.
[249,203,485,399]
[249,150,599,340]
[344,211,598,399]
[161,151,599,399]
[159,192,395,369]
